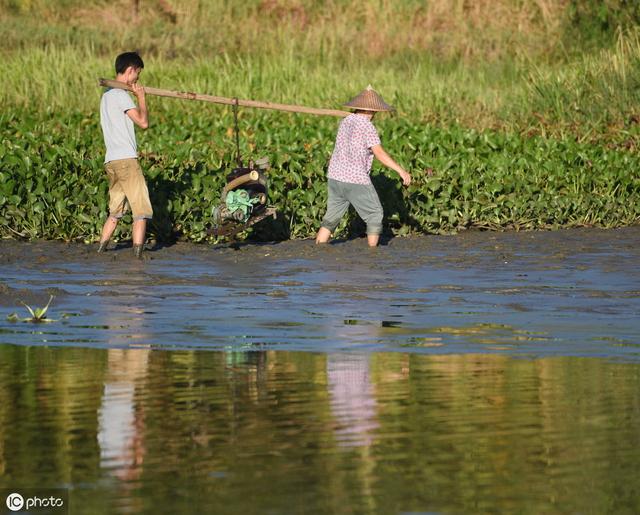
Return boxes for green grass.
[3,20,640,143]
[2,0,640,141]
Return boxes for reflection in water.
[97,304,151,495]
[327,353,379,447]
[1,346,640,514]
[98,349,149,483]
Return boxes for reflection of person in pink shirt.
[327,353,379,447]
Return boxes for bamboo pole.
[98,79,351,118]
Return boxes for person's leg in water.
[97,216,119,252]
[98,217,146,258]
[315,226,332,244]
[115,159,152,259]
[99,161,129,253]
[316,179,349,244]
[366,233,380,247]
[349,183,383,247]
[132,218,147,258]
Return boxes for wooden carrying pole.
[98,79,350,118]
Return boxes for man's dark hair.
[115,52,144,74]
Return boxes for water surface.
[0,228,638,358]
[1,347,639,514]
[0,228,639,514]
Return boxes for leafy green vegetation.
[2,106,639,242]
[7,295,56,323]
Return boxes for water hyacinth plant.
[1,108,639,243]
[7,295,57,323]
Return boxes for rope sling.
[218,98,259,223]
[225,189,259,222]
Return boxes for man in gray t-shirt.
[97,52,152,259]
[100,87,138,163]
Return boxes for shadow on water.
[248,211,292,242]
[374,171,412,239]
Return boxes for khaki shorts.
[105,158,153,220]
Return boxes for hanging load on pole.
[210,159,276,237]
[98,79,347,239]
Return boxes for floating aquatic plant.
[7,295,56,323]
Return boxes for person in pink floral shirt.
[315,86,411,247]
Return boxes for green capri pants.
[320,179,383,235]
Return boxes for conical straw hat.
[344,85,394,112]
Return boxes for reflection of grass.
[393,323,553,349]
[7,295,56,323]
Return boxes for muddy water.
[0,228,638,357]
[0,228,639,514]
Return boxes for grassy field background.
[1,0,640,241]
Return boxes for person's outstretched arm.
[126,83,149,129]
[372,144,411,186]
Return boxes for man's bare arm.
[126,83,149,129]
